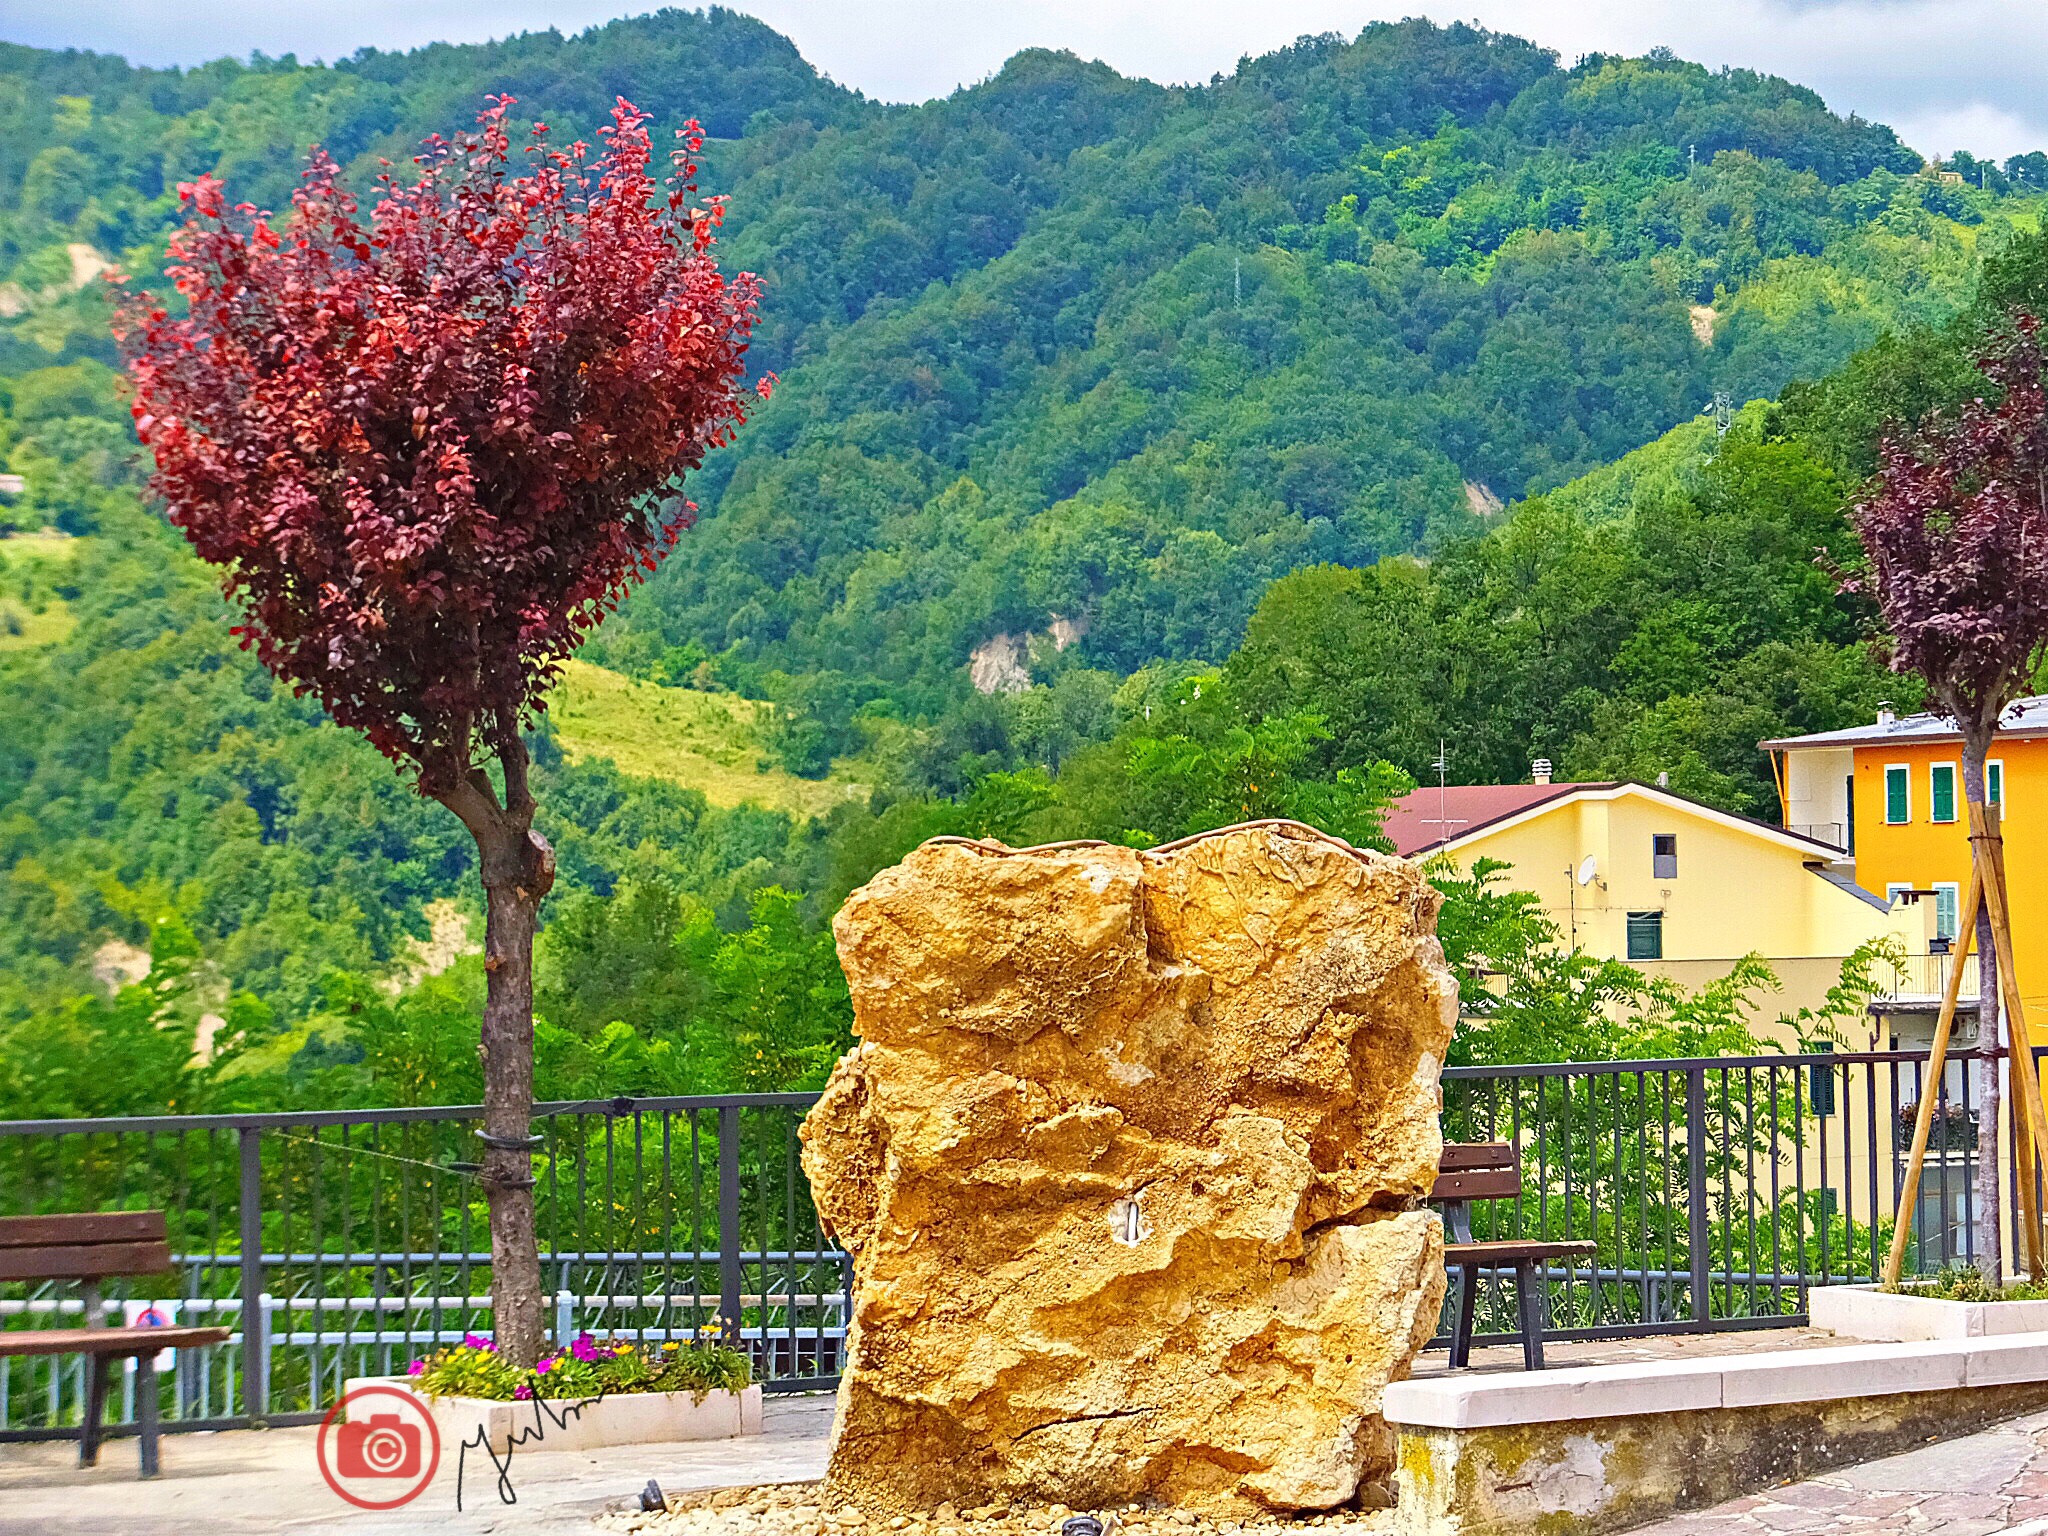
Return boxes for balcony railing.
[1789,821,1848,850]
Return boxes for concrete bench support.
[1384,1337,2048,1536]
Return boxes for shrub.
[410,1332,751,1402]
[1900,1266,2048,1302]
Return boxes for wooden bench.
[0,1212,229,1476]
[1433,1142,1596,1371]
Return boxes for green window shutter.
[1931,765,1956,823]
[1990,762,2004,808]
[1626,911,1664,960]
[1886,767,1909,823]
[1936,886,1959,941]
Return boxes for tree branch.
[495,707,533,823]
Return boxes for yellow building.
[1386,772,1925,1023]
[1389,767,1947,1247]
[1764,697,2048,1035]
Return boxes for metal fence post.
[237,1126,268,1424]
[718,1105,742,1346]
[1686,1065,1711,1332]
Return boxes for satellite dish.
[1576,855,1598,887]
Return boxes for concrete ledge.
[1386,1335,2048,1536]
[1965,1335,2048,1386]
[1392,1382,2048,1536]
[1385,1333,2039,1427]
[1812,1281,2048,1340]
[1383,1359,1723,1429]
[1718,1340,1963,1406]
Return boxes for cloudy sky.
[8,0,2047,161]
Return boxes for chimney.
[1876,702,1896,728]
[1532,758,1553,786]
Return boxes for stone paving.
[1629,1407,2048,1536]
[1405,1325,1849,1378]
[0,1392,832,1536]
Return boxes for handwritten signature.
[455,1384,618,1510]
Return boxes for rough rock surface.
[607,1481,1396,1536]
[799,822,1455,1515]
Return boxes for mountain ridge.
[1,11,2039,729]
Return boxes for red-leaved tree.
[1852,312,2048,1280]
[116,98,765,1363]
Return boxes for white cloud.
[6,1,2048,160]
[1882,102,2045,163]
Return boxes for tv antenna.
[1567,855,1597,948]
[1417,738,1472,853]
[1433,739,1450,851]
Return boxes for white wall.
[1784,747,1854,850]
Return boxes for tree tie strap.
[475,1130,545,1152]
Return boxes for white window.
[1934,882,1961,942]
[1885,764,1911,824]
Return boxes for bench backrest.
[1430,1142,1522,1203]
[0,1211,172,1284]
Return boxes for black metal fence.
[1437,1049,2004,1346]
[0,1048,2010,1444]
[0,1094,841,1442]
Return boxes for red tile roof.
[1383,782,1615,857]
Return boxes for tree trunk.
[1964,732,2003,1284]
[441,735,556,1368]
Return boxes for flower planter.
[1811,1282,2048,1341]
[343,1375,762,1454]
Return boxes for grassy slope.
[0,547,857,816]
[0,529,78,650]
[546,659,864,817]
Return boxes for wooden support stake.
[1975,802,2048,1280]
[1884,871,1982,1288]
[2016,1035,2041,1280]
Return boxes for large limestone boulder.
[801,821,1455,1515]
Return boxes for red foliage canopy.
[117,97,765,795]
[1853,314,2048,748]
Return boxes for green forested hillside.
[3,12,2042,721]
[3,10,2047,1111]
[635,31,2036,717]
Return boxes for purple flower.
[513,1384,533,1400]
[536,1357,554,1373]
[569,1332,613,1363]
[463,1332,496,1352]
[407,1359,426,1376]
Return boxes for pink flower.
[513,1384,533,1400]
[463,1332,496,1352]
[536,1357,554,1373]
[569,1332,613,1363]
[407,1359,426,1376]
